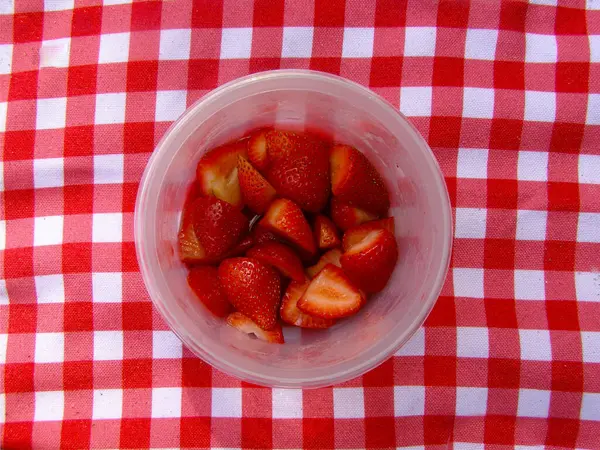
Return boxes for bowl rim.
[134,69,453,388]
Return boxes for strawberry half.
[251,224,281,245]
[197,140,247,207]
[330,197,378,231]
[246,242,305,282]
[341,227,398,293]
[226,312,284,344]
[192,196,249,257]
[237,156,277,214]
[218,257,281,330]
[247,131,269,172]
[297,264,365,319]
[305,248,342,279]
[260,198,316,255]
[330,144,390,215]
[280,277,335,328]
[360,217,395,235]
[267,141,330,212]
[313,215,341,250]
[187,266,232,317]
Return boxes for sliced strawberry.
[246,242,305,282]
[313,215,341,250]
[179,199,216,264]
[226,312,284,344]
[187,266,232,317]
[192,196,249,257]
[260,198,316,255]
[280,277,335,328]
[251,224,281,245]
[237,156,277,214]
[342,219,396,250]
[341,228,398,293]
[297,264,365,319]
[247,131,269,172]
[197,140,247,207]
[228,234,255,256]
[360,217,395,235]
[267,141,330,212]
[330,197,378,231]
[330,144,390,215]
[218,257,281,330]
[305,248,342,279]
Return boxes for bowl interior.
[137,72,451,387]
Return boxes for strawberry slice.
[226,312,284,344]
[251,224,281,245]
[360,217,395,235]
[197,140,247,207]
[297,264,365,319]
[237,156,277,214]
[280,277,335,328]
[330,144,390,215]
[330,197,378,231]
[313,215,341,250]
[187,266,232,317]
[341,227,398,293]
[247,131,269,172]
[218,257,281,330]
[246,242,305,282]
[260,198,316,255]
[342,219,396,250]
[305,248,342,279]
[192,196,249,257]
[267,141,330,212]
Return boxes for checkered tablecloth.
[1,0,600,448]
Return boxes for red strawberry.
[218,257,281,330]
[342,219,396,250]
[226,312,284,344]
[260,198,316,255]
[251,224,281,245]
[313,215,341,250]
[187,266,232,317]
[330,144,390,215]
[360,217,395,235]
[237,156,277,214]
[246,242,305,282]
[330,197,378,231]
[178,199,218,264]
[305,248,342,279]
[228,234,255,256]
[297,264,365,319]
[192,196,249,257]
[247,131,269,172]
[280,277,335,328]
[341,227,398,293]
[267,142,330,212]
[197,140,247,206]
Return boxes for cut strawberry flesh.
[314,215,341,249]
[227,312,284,343]
[330,197,378,231]
[237,156,276,214]
[260,198,316,255]
[306,248,342,279]
[247,131,269,172]
[246,242,305,282]
[280,277,335,328]
[297,264,365,319]
[187,266,232,317]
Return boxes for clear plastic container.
[134,70,452,388]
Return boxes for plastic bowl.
[135,70,452,388]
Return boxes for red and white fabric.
[1,0,600,448]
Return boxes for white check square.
[155,90,187,122]
[581,392,600,420]
[465,29,498,60]
[404,27,436,57]
[211,388,242,417]
[457,148,488,179]
[282,27,313,58]
[589,34,600,62]
[272,389,303,418]
[462,88,494,119]
[455,208,487,239]
[92,213,122,243]
[577,213,600,243]
[92,272,122,303]
[220,28,252,59]
[93,330,123,361]
[35,274,65,304]
[0,44,13,75]
[34,216,63,247]
[525,91,556,123]
[516,209,547,241]
[159,29,191,60]
[0,333,8,364]
[40,38,71,68]
[153,330,183,359]
[0,279,7,305]
[93,389,123,419]
[582,331,600,363]
[400,87,432,117]
[0,102,6,133]
[585,94,600,125]
[98,32,130,64]
[514,270,545,301]
[453,268,484,298]
[152,387,182,418]
[579,154,600,183]
[342,27,374,58]
[517,389,550,418]
[394,386,425,416]
[34,158,64,189]
[95,93,126,125]
[519,329,552,361]
[36,98,67,130]
[35,332,64,363]
[525,33,557,63]
[94,154,124,184]
[575,272,600,302]
[34,391,64,421]
[457,327,489,358]
[456,387,488,416]
[333,388,364,418]
[517,151,548,182]
[44,0,74,11]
